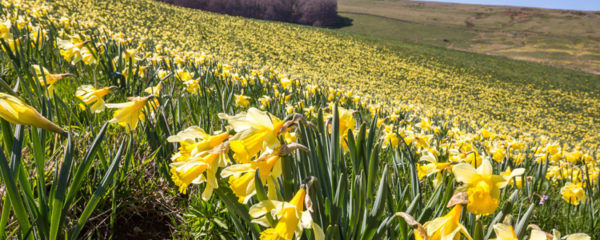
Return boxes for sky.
[418,0,600,11]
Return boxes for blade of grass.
[70,136,128,239]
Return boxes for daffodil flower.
[416,118,432,131]
[168,127,229,199]
[249,188,324,240]
[57,36,89,64]
[183,78,202,94]
[453,158,524,215]
[0,19,12,39]
[106,96,155,131]
[501,167,523,189]
[417,151,451,187]
[221,142,307,203]
[32,65,73,98]
[76,85,115,113]
[221,151,282,203]
[491,224,518,240]
[422,202,472,240]
[528,225,590,240]
[0,92,66,135]
[560,182,586,205]
[144,82,162,96]
[234,94,250,108]
[397,192,473,240]
[279,77,292,89]
[219,108,285,163]
[325,107,355,152]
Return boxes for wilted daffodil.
[168,126,229,199]
[32,65,73,98]
[76,85,116,113]
[249,185,324,240]
[0,92,66,135]
[560,182,586,205]
[106,96,155,131]
[219,108,285,163]
[453,158,524,215]
[397,192,472,240]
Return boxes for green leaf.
[0,140,32,239]
[515,203,536,238]
[49,133,73,240]
[66,123,109,205]
[70,136,128,239]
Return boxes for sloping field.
[0,0,598,238]
[54,0,600,146]
[338,0,600,74]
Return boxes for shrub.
[158,0,338,26]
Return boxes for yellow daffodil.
[491,224,518,240]
[416,118,432,131]
[0,92,66,135]
[397,193,472,240]
[258,96,272,108]
[417,151,451,187]
[382,125,400,148]
[249,188,324,240]
[423,203,472,240]
[219,108,285,163]
[234,94,250,108]
[560,182,586,205]
[501,167,523,189]
[183,78,202,94]
[168,127,229,199]
[144,82,162,96]
[279,77,292,89]
[453,158,524,215]
[221,151,282,203]
[32,65,73,98]
[0,19,12,39]
[106,96,154,131]
[528,226,590,240]
[175,69,193,81]
[57,36,88,64]
[326,107,355,151]
[76,85,115,113]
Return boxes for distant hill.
[337,0,600,74]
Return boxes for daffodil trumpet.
[106,95,157,131]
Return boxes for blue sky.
[418,0,600,11]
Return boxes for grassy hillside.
[0,0,598,239]
[51,0,600,146]
[338,0,600,74]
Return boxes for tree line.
[158,0,338,26]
